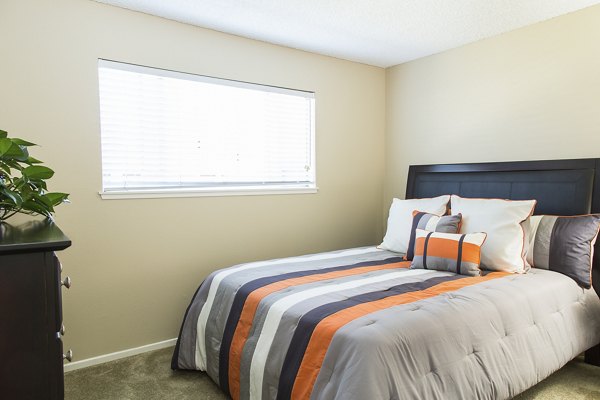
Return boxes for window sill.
[99,185,318,200]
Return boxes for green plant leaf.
[15,146,29,162]
[8,143,25,159]
[0,190,17,206]
[16,181,31,193]
[43,192,69,206]
[27,178,48,191]
[0,129,7,138]
[0,161,11,175]
[3,159,22,170]
[25,156,43,164]
[23,165,54,180]
[11,138,36,147]
[0,139,28,160]
[0,138,12,156]
[0,188,23,207]
[32,192,54,210]
[21,199,51,217]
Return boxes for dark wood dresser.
[0,219,72,400]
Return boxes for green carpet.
[65,347,600,399]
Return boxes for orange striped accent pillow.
[410,229,487,276]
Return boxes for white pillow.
[379,195,450,253]
[451,195,536,273]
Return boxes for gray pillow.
[528,214,600,288]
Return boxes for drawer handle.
[61,276,72,289]
[60,324,66,336]
[63,349,73,362]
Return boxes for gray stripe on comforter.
[174,270,219,370]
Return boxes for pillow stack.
[380,194,600,287]
[380,196,482,276]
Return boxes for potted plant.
[0,129,69,222]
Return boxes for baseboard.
[63,338,177,372]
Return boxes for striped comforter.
[171,247,600,400]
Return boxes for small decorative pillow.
[410,229,487,276]
[526,214,600,288]
[379,195,450,254]
[404,211,462,261]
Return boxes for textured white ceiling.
[95,0,600,67]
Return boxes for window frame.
[97,59,317,200]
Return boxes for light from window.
[98,59,316,198]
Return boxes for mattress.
[171,246,600,400]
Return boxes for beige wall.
[385,5,600,203]
[0,0,386,360]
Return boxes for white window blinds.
[98,60,315,196]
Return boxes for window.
[98,60,316,199]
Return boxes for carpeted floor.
[65,347,600,400]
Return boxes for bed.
[172,158,600,400]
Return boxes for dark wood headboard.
[405,158,600,297]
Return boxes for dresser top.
[0,219,71,254]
